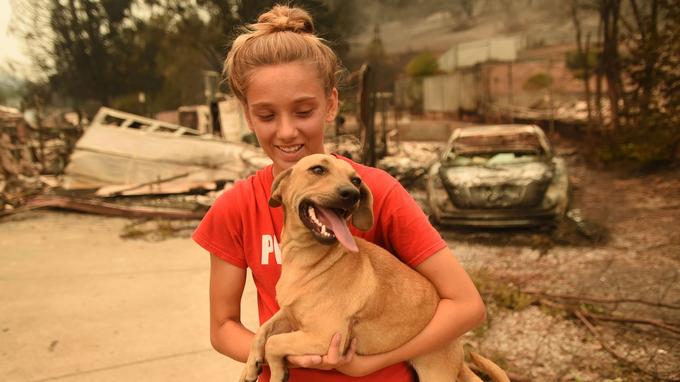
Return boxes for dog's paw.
[271,367,289,382]
[240,359,264,382]
[237,367,250,382]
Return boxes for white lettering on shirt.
[261,234,282,265]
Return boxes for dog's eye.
[309,165,326,175]
[351,177,362,187]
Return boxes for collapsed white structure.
[63,107,270,191]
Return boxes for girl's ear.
[325,88,339,123]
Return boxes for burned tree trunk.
[358,64,377,167]
[628,0,661,116]
[571,0,594,134]
[600,0,624,132]
[584,33,593,135]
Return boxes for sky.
[1,0,31,73]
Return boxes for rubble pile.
[0,107,271,219]
[1,106,42,210]
[1,106,85,211]
[324,134,363,162]
[377,142,443,189]
[2,105,447,219]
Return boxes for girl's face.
[243,62,338,177]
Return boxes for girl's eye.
[257,114,274,121]
[296,110,313,117]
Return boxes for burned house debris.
[377,141,442,189]
[0,105,82,210]
[1,107,271,219]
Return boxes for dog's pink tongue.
[317,207,358,253]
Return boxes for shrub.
[405,52,439,78]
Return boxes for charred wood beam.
[0,195,205,220]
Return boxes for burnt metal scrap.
[0,194,206,220]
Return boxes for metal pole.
[508,62,514,123]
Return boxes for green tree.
[575,0,680,167]
[48,0,139,105]
[523,73,553,91]
[405,52,439,78]
[615,0,680,166]
[14,0,365,115]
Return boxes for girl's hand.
[285,333,357,370]
[335,347,389,377]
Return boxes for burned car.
[427,124,569,227]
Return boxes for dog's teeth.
[308,206,316,219]
[321,225,327,234]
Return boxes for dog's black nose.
[338,186,360,204]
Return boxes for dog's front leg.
[240,310,292,382]
[264,331,338,382]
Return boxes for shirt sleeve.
[378,181,448,268]
[192,186,248,269]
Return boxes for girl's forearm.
[211,319,255,363]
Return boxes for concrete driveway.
[0,211,258,382]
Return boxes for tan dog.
[239,154,509,382]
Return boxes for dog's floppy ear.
[352,182,374,231]
[269,168,293,208]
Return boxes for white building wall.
[438,36,523,72]
[423,71,479,113]
[423,74,460,113]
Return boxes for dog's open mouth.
[299,201,358,252]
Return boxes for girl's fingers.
[344,338,358,362]
[324,333,342,364]
[288,333,355,370]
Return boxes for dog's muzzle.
[298,197,359,252]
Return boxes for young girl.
[193,5,486,382]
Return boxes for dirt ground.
[2,136,679,382]
[0,212,259,382]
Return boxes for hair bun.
[256,5,315,34]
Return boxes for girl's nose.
[277,115,298,140]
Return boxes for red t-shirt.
[193,155,447,382]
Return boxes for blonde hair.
[224,4,341,104]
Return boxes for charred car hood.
[439,161,554,209]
